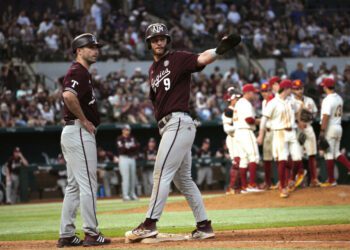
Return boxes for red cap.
[242,83,258,93]
[260,82,270,91]
[321,78,335,88]
[292,79,303,89]
[268,76,281,88]
[279,79,292,89]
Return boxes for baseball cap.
[13,147,21,153]
[122,124,131,130]
[321,78,335,88]
[203,138,210,144]
[306,62,314,68]
[260,82,270,92]
[292,79,303,89]
[279,79,292,89]
[268,76,281,88]
[242,83,259,93]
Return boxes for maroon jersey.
[149,51,204,121]
[116,135,139,157]
[62,62,100,126]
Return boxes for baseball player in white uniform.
[233,84,260,192]
[257,80,304,198]
[292,80,320,187]
[319,78,350,187]
[260,82,274,189]
[222,87,242,194]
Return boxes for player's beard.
[85,56,97,65]
[153,46,166,57]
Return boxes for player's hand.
[256,134,263,145]
[81,120,96,134]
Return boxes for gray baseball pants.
[119,155,137,199]
[60,121,99,237]
[146,112,208,223]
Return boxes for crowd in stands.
[1,0,350,62]
[1,59,350,128]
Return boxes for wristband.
[208,49,218,59]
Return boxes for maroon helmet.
[145,23,171,49]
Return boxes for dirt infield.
[1,186,350,249]
[1,225,350,249]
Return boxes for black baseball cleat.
[189,220,215,240]
[83,233,111,246]
[57,235,83,248]
[125,222,158,242]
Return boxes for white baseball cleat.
[125,222,158,242]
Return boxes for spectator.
[37,14,53,36]
[5,147,29,204]
[116,124,139,201]
[39,101,55,125]
[290,62,307,83]
[90,0,103,32]
[16,10,31,26]
[227,4,240,24]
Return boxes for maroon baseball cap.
[268,76,281,88]
[321,78,335,88]
[279,79,292,89]
[242,84,259,93]
[292,79,303,89]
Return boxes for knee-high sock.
[308,155,317,180]
[264,161,272,186]
[326,160,335,183]
[239,168,248,188]
[278,161,287,188]
[285,159,292,181]
[294,160,304,175]
[229,164,238,189]
[336,154,350,171]
[248,162,257,186]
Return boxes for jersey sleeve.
[63,70,89,99]
[321,98,331,116]
[176,51,204,73]
[263,99,275,118]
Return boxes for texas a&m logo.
[150,24,164,33]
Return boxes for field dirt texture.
[1,185,350,249]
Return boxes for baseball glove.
[298,131,307,145]
[216,34,241,55]
[300,109,313,122]
[318,136,330,151]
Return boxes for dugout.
[1,121,350,202]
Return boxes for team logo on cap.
[151,24,164,33]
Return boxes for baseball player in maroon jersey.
[125,23,241,242]
[116,124,140,201]
[57,33,110,247]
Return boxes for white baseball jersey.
[233,97,256,130]
[263,95,294,130]
[292,95,318,156]
[262,99,271,129]
[321,93,343,160]
[320,93,343,126]
[222,107,239,160]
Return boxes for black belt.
[158,114,172,129]
[64,120,75,126]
